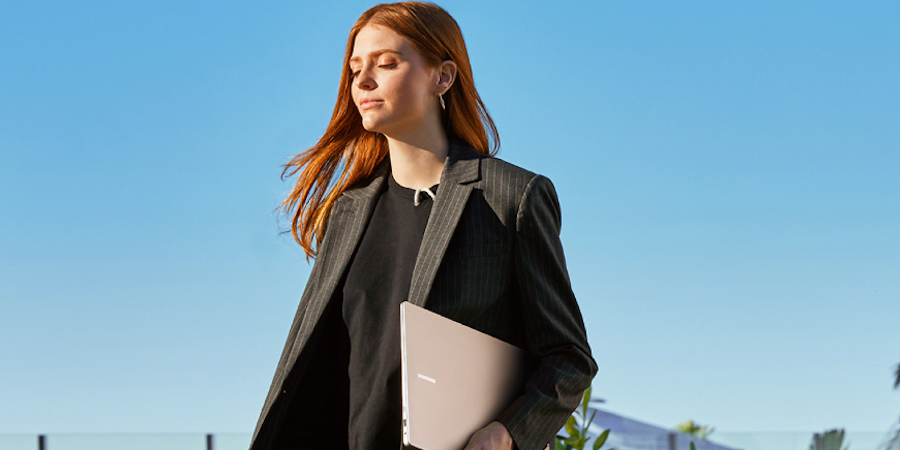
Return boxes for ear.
[436,60,458,95]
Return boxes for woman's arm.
[496,174,599,450]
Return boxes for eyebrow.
[349,49,403,65]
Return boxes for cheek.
[389,72,431,112]
[351,83,363,105]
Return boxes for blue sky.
[1,0,898,437]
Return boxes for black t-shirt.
[341,172,438,450]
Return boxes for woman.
[251,3,597,450]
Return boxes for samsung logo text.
[417,373,436,384]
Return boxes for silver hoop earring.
[439,92,446,110]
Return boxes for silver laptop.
[400,301,531,450]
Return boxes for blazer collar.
[342,138,482,201]
[441,138,483,185]
[343,157,391,201]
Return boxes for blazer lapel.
[408,142,482,308]
[284,160,389,372]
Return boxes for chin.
[361,117,392,135]
[361,122,382,134]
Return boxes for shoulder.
[451,145,558,226]
[475,153,555,207]
[450,142,544,194]
[469,154,564,237]
[480,154,537,186]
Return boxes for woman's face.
[349,24,439,136]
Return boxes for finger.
[463,433,483,450]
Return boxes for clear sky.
[1,0,898,437]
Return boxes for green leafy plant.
[895,362,900,390]
[555,386,612,450]
[675,420,715,439]
[810,429,849,450]
[878,363,900,450]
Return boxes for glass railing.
[0,433,251,450]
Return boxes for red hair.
[280,1,500,258]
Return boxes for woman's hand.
[462,420,515,450]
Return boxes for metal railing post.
[38,434,46,450]
[206,433,214,450]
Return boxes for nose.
[354,64,376,91]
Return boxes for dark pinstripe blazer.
[250,140,597,450]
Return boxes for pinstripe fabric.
[250,141,597,450]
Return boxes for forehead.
[349,24,414,62]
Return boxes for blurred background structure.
[0,429,891,450]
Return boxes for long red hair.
[280,1,500,258]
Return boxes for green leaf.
[593,429,610,450]
[690,442,696,450]
[566,416,580,439]
[586,410,597,430]
[582,387,591,417]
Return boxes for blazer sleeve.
[496,174,599,450]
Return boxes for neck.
[384,125,449,190]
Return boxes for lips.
[359,99,383,110]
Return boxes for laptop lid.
[400,301,531,450]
